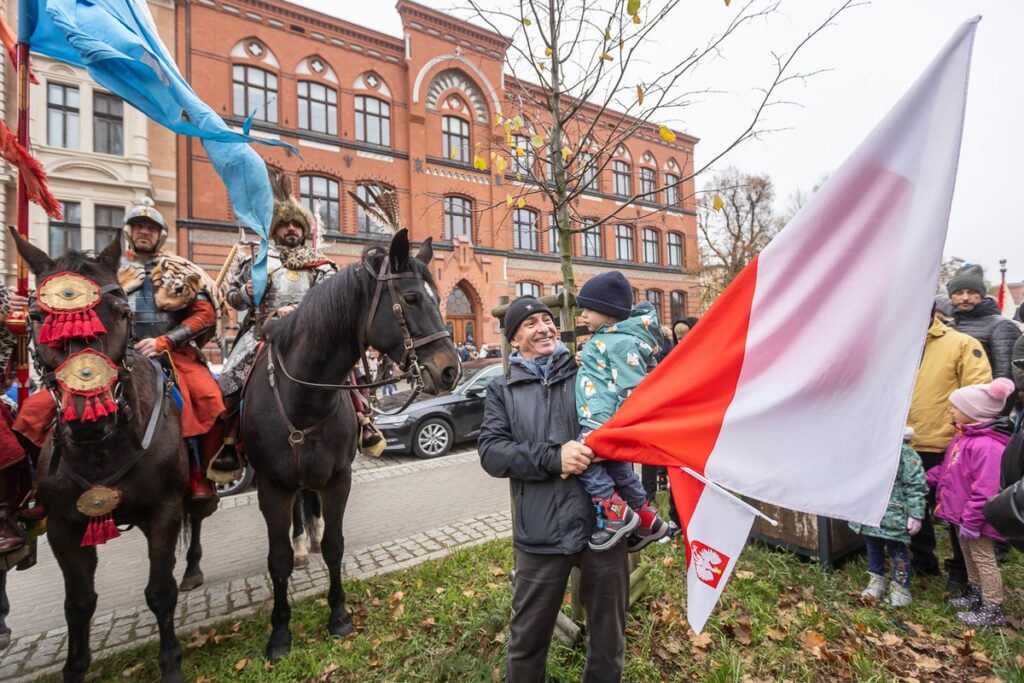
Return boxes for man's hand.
[134,337,160,358]
[245,282,254,297]
[560,440,593,475]
[274,305,296,317]
[7,293,28,309]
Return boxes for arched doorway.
[445,284,478,345]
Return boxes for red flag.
[0,119,62,219]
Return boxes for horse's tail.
[294,489,322,540]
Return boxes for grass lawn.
[48,509,1023,682]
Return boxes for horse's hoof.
[160,670,186,683]
[0,630,10,650]
[265,640,291,663]
[294,554,309,569]
[179,572,204,592]
[328,620,354,638]
[310,540,321,554]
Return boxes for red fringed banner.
[0,118,60,219]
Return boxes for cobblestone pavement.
[0,445,513,682]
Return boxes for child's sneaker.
[948,583,982,611]
[957,602,1006,627]
[588,494,639,551]
[860,573,887,600]
[627,502,670,552]
[885,583,912,607]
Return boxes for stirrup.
[206,439,244,484]
[358,419,386,458]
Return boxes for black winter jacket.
[478,353,595,555]
[952,297,1021,379]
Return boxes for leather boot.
[210,399,243,473]
[0,513,24,554]
[189,465,215,502]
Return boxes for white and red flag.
[587,17,980,632]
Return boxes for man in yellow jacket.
[907,308,992,589]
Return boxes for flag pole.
[9,2,32,405]
[998,259,1007,311]
[680,467,779,526]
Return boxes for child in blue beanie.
[575,271,669,551]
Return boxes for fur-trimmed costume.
[219,244,335,394]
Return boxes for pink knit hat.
[949,378,1016,421]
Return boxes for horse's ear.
[389,228,410,271]
[8,226,54,276]
[96,233,122,273]
[415,237,433,265]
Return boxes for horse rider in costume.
[219,171,383,455]
[0,285,33,555]
[12,202,238,502]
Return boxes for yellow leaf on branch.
[516,146,526,157]
[724,0,732,5]
[522,17,532,26]
[636,85,644,105]
[544,47,553,57]
[495,156,507,174]
[658,125,676,143]
[515,172,522,181]
[632,13,641,24]
[473,155,487,171]
[530,133,544,148]
[495,113,504,127]
[506,194,514,208]
[449,146,459,160]
[537,60,546,71]
[627,0,641,15]
[600,52,613,62]
[560,146,571,161]
[511,115,524,129]
[517,197,526,208]
[712,194,724,212]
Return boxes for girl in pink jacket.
[927,377,1014,626]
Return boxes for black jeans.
[508,543,628,683]
[912,451,967,585]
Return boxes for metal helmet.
[123,200,168,252]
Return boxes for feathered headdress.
[348,185,402,234]
[268,166,314,240]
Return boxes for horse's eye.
[403,294,420,306]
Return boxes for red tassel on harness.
[80,397,96,422]
[62,401,78,422]
[88,309,107,337]
[81,517,99,547]
[102,517,120,543]
[37,316,53,344]
[92,397,107,419]
[104,393,117,414]
[71,311,86,338]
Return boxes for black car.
[374,359,503,458]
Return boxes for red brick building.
[176,0,700,345]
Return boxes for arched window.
[355,96,390,147]
[297,81,337,135]
[670,290,688,322]
[442,115,471,162]
[613,161,631,196]
[580,218,601,258]
[447,287,473,315]
[512,134,535,177]
[232,65,277,123]
[642,228,660,264]
[516,281,541,298]
[639,167,657,198]
[299,175,340,231]
[667,232,684,267]
[615,224,634,261]
[356,182,391,233]
[513,207,539,251]
[645,289,663,319]
[444,195,473,241]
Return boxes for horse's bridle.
[266,253,451,418]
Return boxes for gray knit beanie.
[946,264,986,296]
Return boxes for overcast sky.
[293,0,1024,283]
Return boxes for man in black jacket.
[947,264,1020,381]
[479,296,629,683]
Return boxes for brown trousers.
[961,536,1003,604]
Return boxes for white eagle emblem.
[690,540,730,589]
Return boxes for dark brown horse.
[243,229,459,661]
[12,231,196,683]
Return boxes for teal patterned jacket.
[576,307,661,432]
[849,443,928,543]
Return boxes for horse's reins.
[264,254,450,463]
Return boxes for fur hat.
[946,264,987,297]
[268,168,313,241]
[949,377,1016,421]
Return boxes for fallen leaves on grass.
[233,658,249,671]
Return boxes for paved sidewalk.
[1,447,513,682]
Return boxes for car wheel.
[412,418,453,459]
[215,462,255,497]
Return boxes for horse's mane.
[51,249,113,281]
[266,245,435,352]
